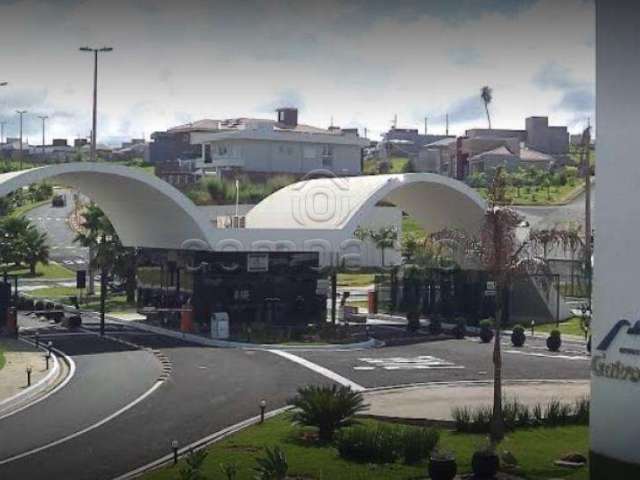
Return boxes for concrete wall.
[592,1,640,475]
[525,117,569,155]
[205,139,362,175]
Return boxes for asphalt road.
[0,322,330,480]
[26,189,88,271]
[292,335,590,389]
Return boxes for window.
[217,144,229,156]
[321,145,334,157]
[303,146,316,159]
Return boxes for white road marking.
[0,378,163,465]
[270,349,365,391]
[504,349,589,361]
[356,355,463,371]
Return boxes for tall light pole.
[16,110,27,169]
[38,115,48,158]
[0,82,7,145]
[79,46,113,162]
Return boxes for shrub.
[220,462,239,480]
[289,384,366,442]
[254,446,288,480]
[511,324,526,347]
[336,424,399,463]
[177,449,207,480]
[452,406,472,433]
[452,317,466,339]
[573,397,590,425]
[547,329,562,351]
[398,426,439,464]
[479,318,494,343]
[429,316,443,335]
[406,310,420,333]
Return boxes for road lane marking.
[504,349,589,361]
[269,349,365,391]
[356,355,463,371]
[0,379,163,465]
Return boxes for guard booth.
[136,248,325,335]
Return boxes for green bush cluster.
[186,175,296,205]
[336,424,439,465]
[452,397,590,434]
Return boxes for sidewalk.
[0,338,50,404]
[362,379,589,422]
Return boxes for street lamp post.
[79,46,113,162]
[38,115,48,158]
[16,110,27,169]
[0,82,7,145]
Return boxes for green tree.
[22,227,49,275]
[74,203,107,295]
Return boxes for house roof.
[519,147,555,162]
[470,145,516,160]
[424,137,457,148]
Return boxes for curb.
[113,406,293,480]
[362,378,591,394]
[0,338,64,418]
[105,316,383,351]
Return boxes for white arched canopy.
[0,163,212,249]
[246,173,486,236]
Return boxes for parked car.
[51,194,66,207]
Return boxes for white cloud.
[0,0,594,143]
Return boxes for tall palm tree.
[481,86,493,129]
[74,203,108,295]
[23,226,49,275]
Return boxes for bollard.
[260,399,267,424]
[26,365,32,386]
[171,440,179,464]
[45,353,50,370]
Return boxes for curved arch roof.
[0,163,212,249]
[246,173,486,237]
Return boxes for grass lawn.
[537,316,587,337]
[142,414,588,480]
[476,182,584,206]
[0,346,5,371]
[2,262,74,280]
[337,273,375,288]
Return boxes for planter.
[452,324,466,339]
[479,328,494,343]
[547,335,562,352]
[471,451,500,478]
[511,328,526,347]
[428,456,457,480]
[406,311,420,333]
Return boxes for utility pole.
[364,127,368,139]
[445,113,450,136]
[424,117,428,136]
[38,115,48,158]
[16,110,27,169]
[0,122,5,144]
[79,46,113,162]
[581,126,593,311]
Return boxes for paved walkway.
[0,338,49,403]
[362,380,590,421]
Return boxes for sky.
[0,0,595,146]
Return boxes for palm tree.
[23,226,49,275]
[74,203,108,295]
[481,86,493,129]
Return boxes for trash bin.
[368,291,378,314]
